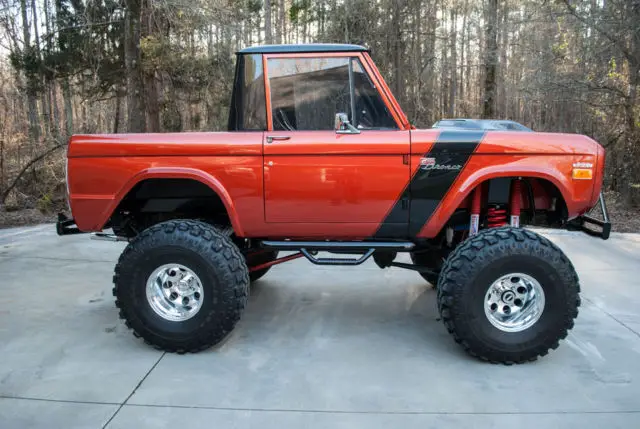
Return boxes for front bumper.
[56,213,84,236]
[568,192,611,240]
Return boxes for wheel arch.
[423,167,571,238]
[457,169,570,204]
[102,168,244,236]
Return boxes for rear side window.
[228,54,267,131]
[266,56,397,131]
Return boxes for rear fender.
[100,167,243,236]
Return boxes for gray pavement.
[1,225,639,428]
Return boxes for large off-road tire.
[113,220,249,353]
[437,227,580,364]
[410,251,443,286]
[216,226,278,283]
[246,250,279,283]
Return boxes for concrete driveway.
[1,225,639,428]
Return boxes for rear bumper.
[568,192,611,240]
[56,213,85,236]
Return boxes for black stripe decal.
[373,130,486,238]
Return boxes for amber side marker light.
[572,168,593,180]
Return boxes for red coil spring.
[487,206,508,228]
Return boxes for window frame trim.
[262,51,409,132]
[361,52,411,130]
[228,53,269,131]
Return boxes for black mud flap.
[568,192,611,240]
[56,213,85,236]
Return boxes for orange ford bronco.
[57,44,610,363]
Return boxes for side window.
[228,54,267,131]
[268,57,351,131]
[351,58,398,130]
[266,56,398,131]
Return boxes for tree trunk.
[44,0,61,138]
[449,8,457,118]
[319,0,326,39]
[392,0,403,105]
[274,0,282,43]
[124,0,146,132]
[498,0,509,118]
[61,78,73,136]
[279,0,286,44]
[0,138,4,193]
[20,0,40,143]
[424,1,437,120]
[622,65,639,205]
[257,6,262,44]
[265,0,272,44]
[49,84,61,138]
[114,87,122,134]
[31,0,52,139]
[626,75,638,135]
[459,0,468,112]
[477,11,484,110]
[410,0,422,120]
[243,3,251,46]
[440,4,448,116]
[52,0,72,136]
[482,0,499,119]
[145,74,160,132]
[142,0,160,132]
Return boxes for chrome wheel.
[484,273,545,333]
[146,263,204,322]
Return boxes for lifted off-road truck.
[57,44,611,363]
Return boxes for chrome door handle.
[266,135,291,143]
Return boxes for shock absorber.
[510,179,522,227]
[487,205,508,228]
[469,186,481,236]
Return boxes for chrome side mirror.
[334,113,360,134]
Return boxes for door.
[262,54,411,233]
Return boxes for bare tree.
[482,0,498,119]
[124,0,146,132]
[1,0,639,213]
[20,0,40,142]
[449,6,457,117]
[265,0,272,44]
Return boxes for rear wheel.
[219,227,278,283]
[437,227,580,364]
[113,220,249,353]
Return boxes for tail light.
[64,147,71,212]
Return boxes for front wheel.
[437,227,580,364]
[113,220,249,353]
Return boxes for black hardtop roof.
[237,43,368,54]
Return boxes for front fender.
[419,155,593,238]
